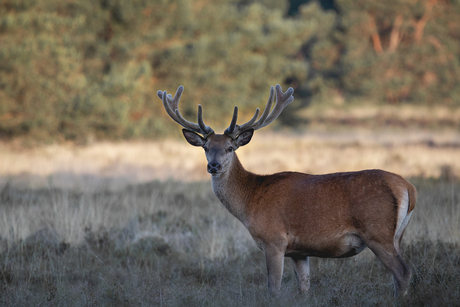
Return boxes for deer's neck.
[211,154,254,224]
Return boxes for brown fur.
[185,133,416,296]
[159,85,416,297]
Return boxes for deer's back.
[246,169,415,248]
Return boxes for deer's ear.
[182,129,206,147]
[235,129,254,148]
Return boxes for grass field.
[0,129,459,306]
[1,129,459,189]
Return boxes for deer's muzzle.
[207,162,221,174]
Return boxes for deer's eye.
[228,146,234,152]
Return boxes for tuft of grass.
[0,177,459,306]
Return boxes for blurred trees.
[0,0,458,143]
[305,0,460,106]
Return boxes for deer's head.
[157,85,294,175]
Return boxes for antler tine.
[238,108,260,131]
[224,106,238,135]
[224,84,294,138]
[158,86,214,137]
[161,89,198,131]
[224,106,260,137]
[157,85,184,111]
[197,104,214,136]
[255,84,294,130]
[158,89,182,124]
[252,86,275,130]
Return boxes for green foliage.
[305,0,460,106]
[0,0,459,142]
[0,0,331,142]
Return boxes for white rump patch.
[394,189,412,250]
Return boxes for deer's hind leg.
[367,241,411,297]
[291,257,310,293]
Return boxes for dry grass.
[301,104,460,129]
[1,129,459,190]
[0,177,459,306]
[0,128,459,305]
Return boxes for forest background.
[1,0,459,143]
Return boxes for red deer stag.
[157,85,416,297]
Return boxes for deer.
[157,84,416,297]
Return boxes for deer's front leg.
[264,245,285,295]
[291,257,310,293]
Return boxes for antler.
[224,84,294,138]
[157,85,214,138]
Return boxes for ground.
[0,128,459,306]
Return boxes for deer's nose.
[207,162,221,174]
